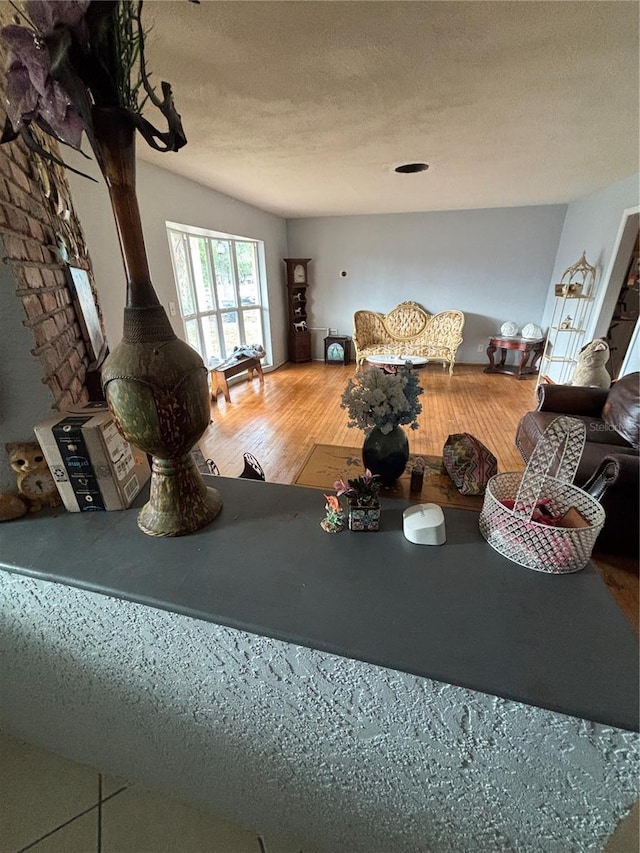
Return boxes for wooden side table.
[210,355,264,402]
[324,335,351,365]
[484,336,544,379]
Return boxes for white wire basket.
[479,417,606,573]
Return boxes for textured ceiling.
[138,1,640,218]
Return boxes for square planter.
[348,504,380,532]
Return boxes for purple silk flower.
[1,1,90,148]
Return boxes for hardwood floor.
[200,360,638,634]
[200,361,538,482]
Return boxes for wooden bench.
[210,355,264,403]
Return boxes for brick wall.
[0,133,105,411]
[0,2,104,414]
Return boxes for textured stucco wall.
[0,571,637,852]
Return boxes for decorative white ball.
[500,321,519,337]
[521,323,543,339]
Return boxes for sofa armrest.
[582,457,621,501]
[536,384,609,416]
[594,452,639,487]
[353,311,386,350]
[426,310,465,351]
[583,452,639,558]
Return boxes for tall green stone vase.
[95,108,221,537]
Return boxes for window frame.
[166,222,270,368]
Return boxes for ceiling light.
[394,163,429,174]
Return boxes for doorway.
[592,207,640,378]
[605,233,639,378]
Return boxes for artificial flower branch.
[0,0,187,179]
[341,364,424,435]
[334,469,381,506]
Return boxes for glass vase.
[362,425,409,486]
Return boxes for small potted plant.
[334,469,381,532]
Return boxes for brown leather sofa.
[515,372,639,558]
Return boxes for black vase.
[362,426,409,486]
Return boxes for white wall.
[0,262,54,492]
[65,152,289,367]
[286,205,567,362]
[541,172,640,377]
[62,147,637,375]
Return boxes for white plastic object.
[403,503,446,545]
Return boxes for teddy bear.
[570,338,611,389]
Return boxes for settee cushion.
[384,302,430,339]
[602,372,640,449]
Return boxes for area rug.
[294,444,483,511]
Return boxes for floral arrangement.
[340,364,423,435]
[334,469,381,507]
[0,0,187,176]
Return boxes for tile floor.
[0,732,314,853]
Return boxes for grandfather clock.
[284,258,312,363]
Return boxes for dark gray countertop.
[1,476,637,731]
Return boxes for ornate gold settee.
[353,302,465,375]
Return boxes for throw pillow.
[442,433,498,496]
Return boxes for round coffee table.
[366,355,428,368]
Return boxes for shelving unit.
[537,252,597,387]
[284,258,312,363]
